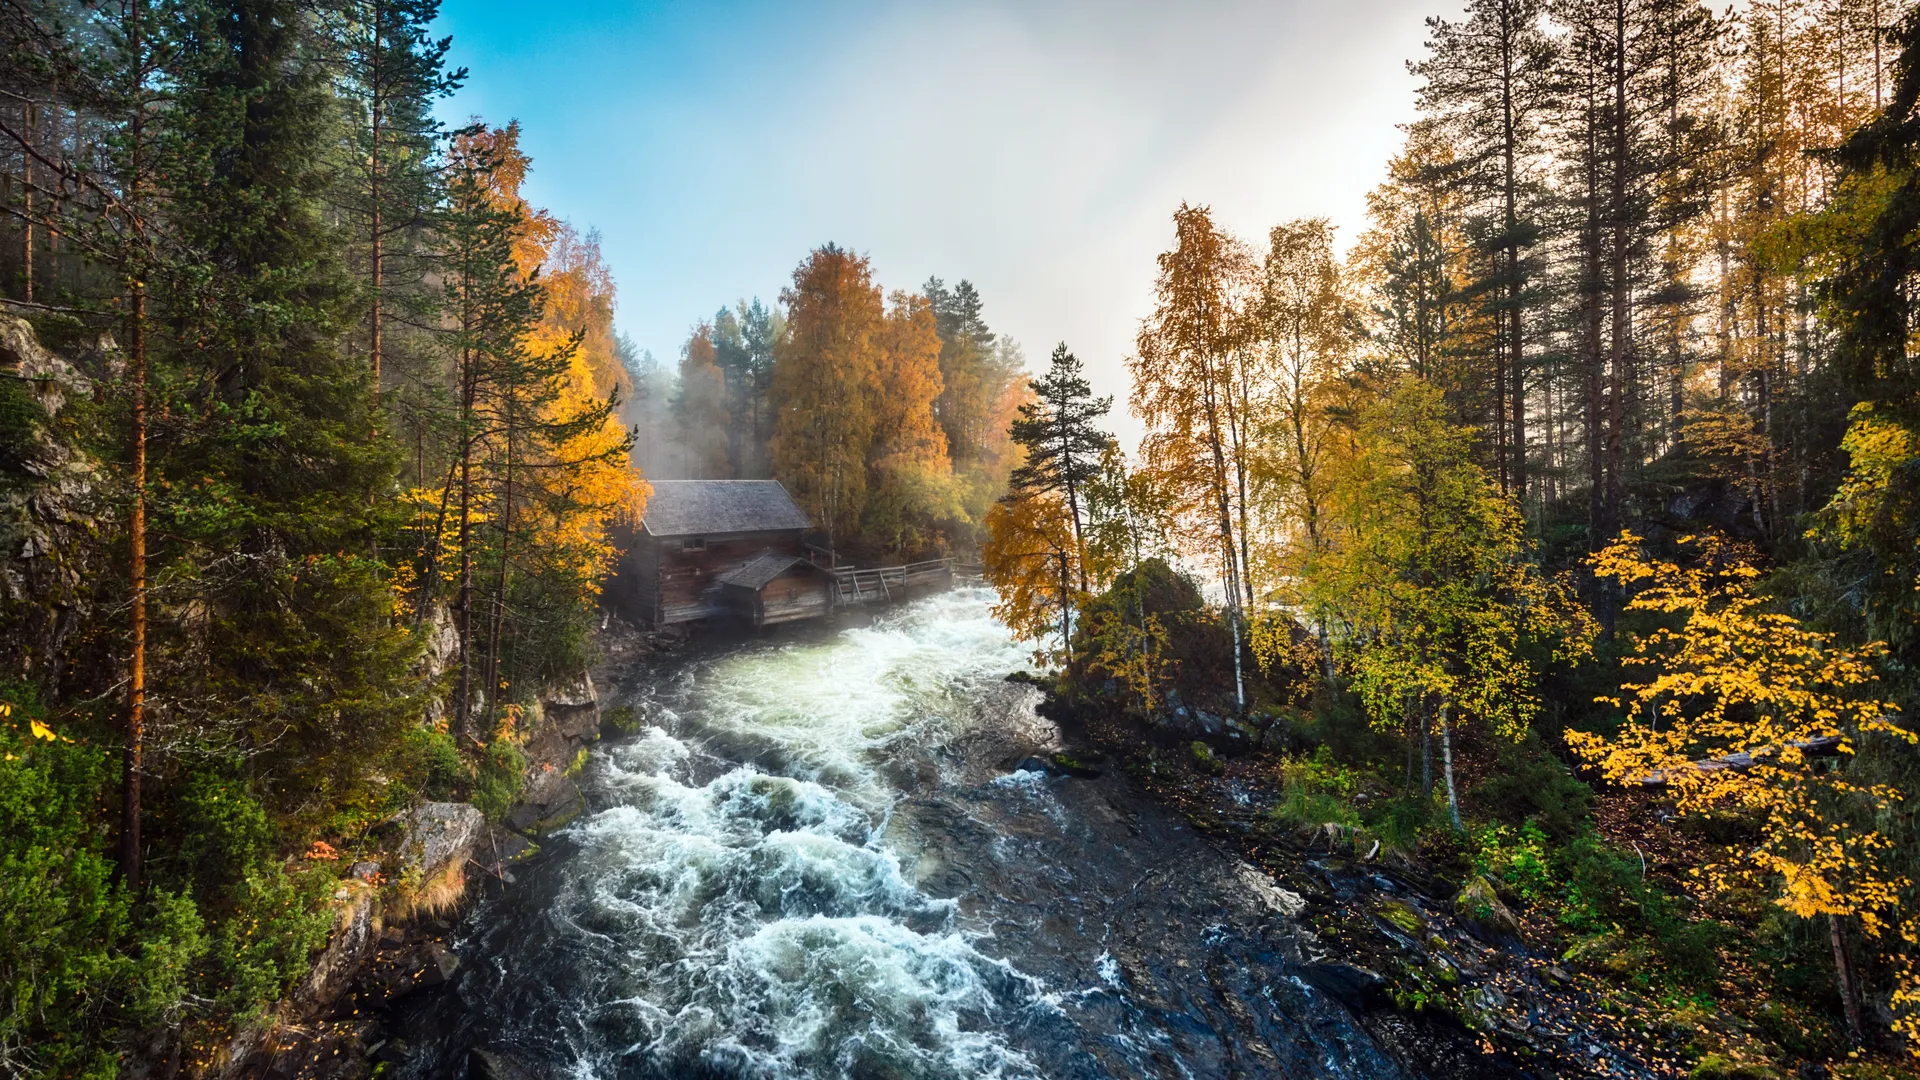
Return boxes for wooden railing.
[830,558,958,605]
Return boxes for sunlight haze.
[436,0,1453,442]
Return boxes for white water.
[551,588,1044,1079]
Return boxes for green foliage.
[1472,822,1554,906]
[202,861,332,1022]
[472,738,527,823]
[1467,734,1592,839]
[0,697,207,1079]
[165,771,331,1022]
[405,726,467,800]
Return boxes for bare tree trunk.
[21,101,32,303]
[1830,913,1865,1045]
[1440,701,1462,832]
[484,384,516,726]
[121,278,147,892]
[119,3,148,891]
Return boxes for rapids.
[398,588,1425,1079]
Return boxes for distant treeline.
[629,256,1026,558]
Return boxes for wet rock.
[291,879,379,1013]
[374,1038,412,1065]
[1012,756,1053,775]
[470,1049,545,1080]
[1454,874,1522,946]
[421,942,460,986]
[1376,898,1426,937]
[1301,962,1387,1010]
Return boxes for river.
[396,587,1450,1079]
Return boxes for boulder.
[1454,874,1522,946]
[290,879,380,1013]
[400,802,486,884]
[0,313,93,417]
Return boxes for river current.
[400,588,1422,1079]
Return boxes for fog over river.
[398,587,1434,1079]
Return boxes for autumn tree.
[1305,379,1592,826]
[1574,532,1913,1043]
[771,245,883,547]
[864,290,957,553]
[1132,203,1256,711]
[1248,218,1353,634]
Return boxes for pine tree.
[334,0,463,397]
[1415,0,1558,499]
[1008,343,1113,590]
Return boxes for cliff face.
[0,310,117,689]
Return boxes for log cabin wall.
[750,567,832,627]
[651,530,807,626]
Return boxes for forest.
[627,268,1026,559]
[2,0,1920,1076]
[981,0,1920,1072]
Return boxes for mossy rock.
[1377,898,1426,936]
[1048,752,1103,779]
[600,704,643,737]
[1453,874,1521,945]
[1190,741,1223,774]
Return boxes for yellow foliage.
[982,491,1080,667]
[1574,532,1913,939]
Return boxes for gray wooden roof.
[640,480,812,537]
[717,553,821,590]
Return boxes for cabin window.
[681,537,707,551]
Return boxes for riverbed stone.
[400,802,486,883]
[1454,874,1522,946]
[1301,962,1386,1009]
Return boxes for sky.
[434,0,1457,445]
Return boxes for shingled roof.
[717,553,822,590]
[639,480,812,537]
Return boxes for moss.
[1378,898,1426,936]
[600,703,642,737]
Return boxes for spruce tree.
[1009,343,1113,591]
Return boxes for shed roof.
[640,480,812,537]
[717,553,823,591]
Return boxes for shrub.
[0,696,207,1079]
[473,738,527,823]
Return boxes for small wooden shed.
[717,553,835,628]
[607,480,826,628]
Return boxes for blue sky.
[434,0,1453,441]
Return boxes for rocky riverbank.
[199,667,621,1079]
[1047,695,1736,1079]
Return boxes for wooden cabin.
[718,553,836,628]
[607,480,830,628]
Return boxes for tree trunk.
[485,386,516,726]
[1830,913,1866,1045]
[118,2,148,892]
[121,278,147,893]
[1422,697,1433,797]
[1440,701,1462,832]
